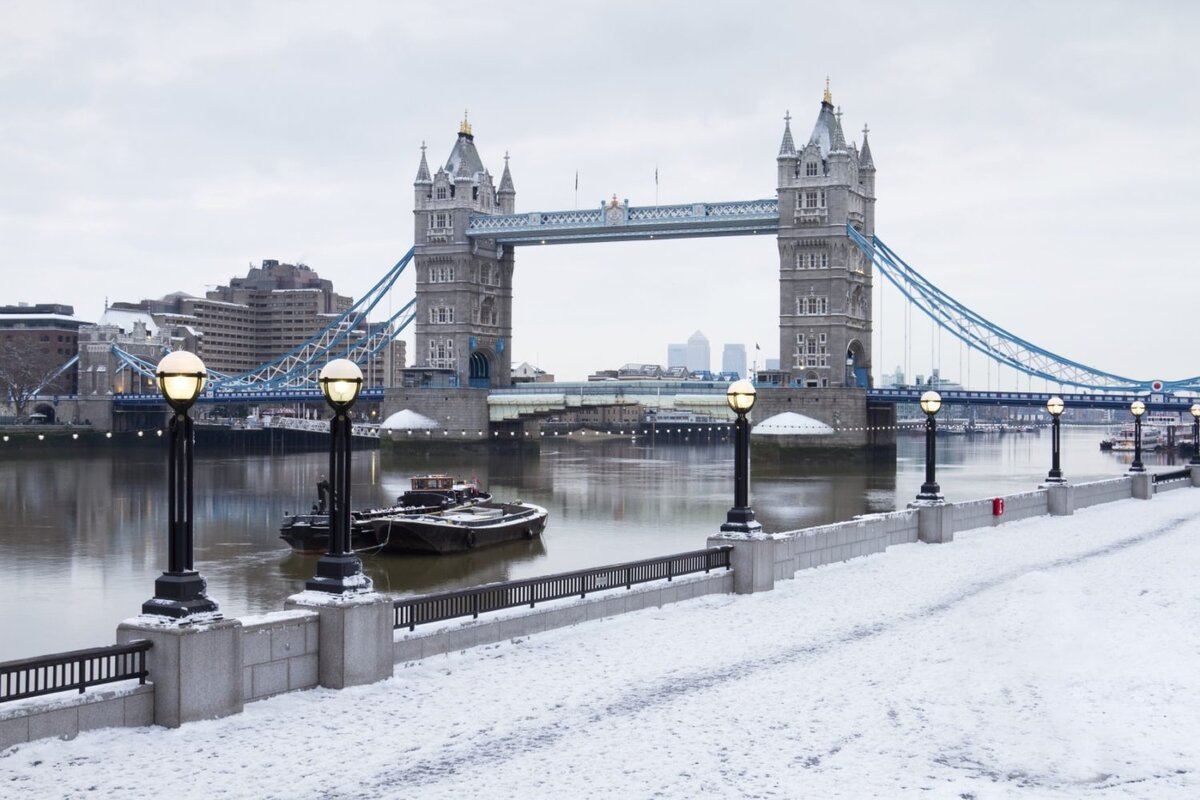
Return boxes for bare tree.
[0,340,72,421]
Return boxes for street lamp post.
[1045,396,1065,484]
[142,350,219,618]
[307,359,371,593]
[720,379,762,534]
[916,390,943,501]
[1128,400,1146,474]
[1191,403,1200,466]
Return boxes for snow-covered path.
[5,490,1200,799]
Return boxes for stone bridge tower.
[413,114,514,388]
[776,82,876,388]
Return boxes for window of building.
[430,212,450,230]
[429,265,455,283]
[805,161,818,177]
[794,332,829,368]
[796,296,828,316]
[427,338,456,369]
[428,306,455,324]
[435,186,447,200]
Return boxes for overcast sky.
[3,1,1198,385]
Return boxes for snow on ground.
[4,490,1200,799]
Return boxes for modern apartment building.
[103,260,404,386]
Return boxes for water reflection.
[0,426,1143,660]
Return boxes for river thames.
[0,426,1179,661]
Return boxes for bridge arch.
[469,350,493,389]
[846,339,868,388]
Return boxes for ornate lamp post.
[720,379,762,534]
[1045,396,1065,484]
[307,359,371,593]
[916,390,943,501]
[1128,400,1146,474]
[1191,403,1200,466]
[143,350,218,618]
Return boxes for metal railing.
[394,546,733,631]
[1152,468,1194,486]
[0,640,151,704]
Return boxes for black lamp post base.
[1044,472,1065,485]
[1190,457,1200,466]
[720,507,762,534]
[306,553,371,594]
[143,572,219,619]
[915,483,943,502]
[1128,464,1146,474]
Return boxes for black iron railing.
[1152,468,1193,486]
[394,546,733,631]
[0,640,152,704]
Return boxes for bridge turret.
[414,142,432,208]
[498,152,516,214]
[859,125,876,233]
[776,111,798,189]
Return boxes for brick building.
[0,303,90,398]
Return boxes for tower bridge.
[80,86,1200,438]
[412,89,875,392]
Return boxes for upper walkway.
[466,198,780,245]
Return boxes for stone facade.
[776,84,876,389]
[413,115,514,389]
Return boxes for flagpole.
[655,165,659,206]
[574,170,579,210]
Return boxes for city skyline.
[4,2,1199,385]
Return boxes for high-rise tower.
[413,114,514,388]
[776,81,875,388]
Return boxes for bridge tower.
[412,114,514,388]
[776,82,876,388]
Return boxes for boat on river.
[279,475,491,554]
[360,501,549,554]
[1103,425,1162,452]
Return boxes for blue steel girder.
[847,226,1200,394]
[211,248,415,391]
[466,199,780,245]
[868,388,1196,413]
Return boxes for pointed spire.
[778,110,797,158]
[498,151,515,194]
[414,140,432,184]
[832,105,847,151]
[459,109,472,137]
[823,76,832,105]
[860,123,875,170]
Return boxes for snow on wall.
[0,681,153,750]
[240,611,320,702]
[1074,477,1132,508]
[770,510,918,580]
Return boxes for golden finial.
[823,77,832,104]
[459,110,472,136]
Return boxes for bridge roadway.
[108,384,1197,416]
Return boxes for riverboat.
[360,501,549,554]
[1104,426,1162,452]
[279,475,491,554]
